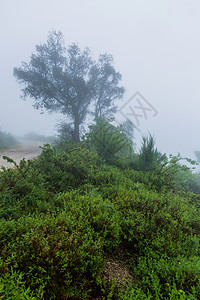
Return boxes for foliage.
[120,118,135,142]
[174,168,200,194]
[32,144,100,192]
[85,117,134,164]
[130,135,198,192]
[0,137,200,298]
[0,212,104,299]
[56,121,74,143]
[13,30,124,142]
[89,53,125,119]
[131,134,166,171]
[0,270,44,299]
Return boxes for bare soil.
[0,140,45,169]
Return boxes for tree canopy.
[14,31,125,141]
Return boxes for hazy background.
[1,0,199,162]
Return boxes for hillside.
[0,135,200,299]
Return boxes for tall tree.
[14,31,124,142]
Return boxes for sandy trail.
[0,140,45,169]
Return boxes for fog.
[1,0,200,162]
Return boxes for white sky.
[0,0,200,161]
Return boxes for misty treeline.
[14,30,125,142]
[22,131,56,143]
[0,129,17,149]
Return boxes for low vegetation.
[0,121,200,299]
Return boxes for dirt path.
[0,140,45,169]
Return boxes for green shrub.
[0,138,200,298]
[0,158,52,219]
[0,269,44,299]
[113,185,200,255]
[0,189,22,219]
[32,144,99,192]
[174,169,200,194]
[84,164,133,199]
[54,189,122,250]
[0,212,104,299]
[85,117,134,164]
[130,252,200,299]
[131,134,166,172]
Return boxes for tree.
[120,119,135,141]
[89,54,125,119]
[14,31,124,142]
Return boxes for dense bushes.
[0,212,104,299]
[0,130,200,298]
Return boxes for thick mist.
[1,0,200,162]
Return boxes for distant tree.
[14,31,124,142]
[0,130,18,149]
[120,119,135,141]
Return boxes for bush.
[174,169,200,194]
[0,212,104,299]
[84,164,133,199]
[113,185,200,254]
[0,270,44,299]
[32,144,99,192]
[130,253,200,299]
[131,134,166,172]
[0,138,200,298]
[55,190,122,250]
[85,118,134,164]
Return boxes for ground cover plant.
[0,127,200,299]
